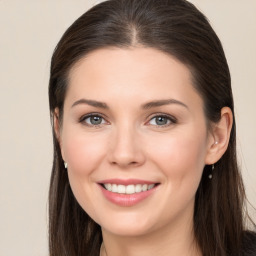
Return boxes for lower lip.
[98,185,158,207]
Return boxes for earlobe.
[205,107,233,164]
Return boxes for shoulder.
[241,231,256,256]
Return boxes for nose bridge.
[108,121,144,167]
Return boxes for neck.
[100,214,202,256]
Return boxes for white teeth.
[112,184,118,193]
[135,184,142,193]
[103,183,156,194]
[126,185,135,194]
[148,184,154,190]
[142,184,147,191]
[117,185,126,194]
[105,183,111,191]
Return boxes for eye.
[148,115,176,126]
[80,114,107,126]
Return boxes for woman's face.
[58,47,214,237]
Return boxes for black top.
[242,231,256,255]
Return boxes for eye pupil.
[156,116,168,125]
[90,116,102,125]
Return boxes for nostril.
[129,161,139,165]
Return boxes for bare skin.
[55,47,232,256]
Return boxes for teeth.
[118,185,126,194]
[105,183,111,191]
[126,184,135,194]
[112,184,117,193]
[103,183,156,194]
[148,184,154,190]
[142,184,147,191]
[135,184,142,193]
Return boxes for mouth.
[100,183,159,194]
[98,180,160,207]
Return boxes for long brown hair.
[48,0,254,255]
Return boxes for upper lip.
[97,179,159,185]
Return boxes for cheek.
[61,131,108,220]
[62,131,107,175]
[144,130,208,222]
[148,129,207,185]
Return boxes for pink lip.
[97,180,159,207]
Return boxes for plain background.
[0,0,255,255]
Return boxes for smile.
[98,180,160,207]
[103,183,157,194]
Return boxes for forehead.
[69,46,192,84]
[66,47,203,111]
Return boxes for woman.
[48,0,256,255]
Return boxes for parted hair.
[48,0,255,255]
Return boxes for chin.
[99,213,158,237]
[103,224,153,237]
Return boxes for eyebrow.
[71,98,188,110]
[142,99,188,109]
[71,99,108,109]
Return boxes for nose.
[107,125,146,168]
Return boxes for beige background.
[0,0,255,255]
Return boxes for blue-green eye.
[81,115,106,126]
[149,115,176,126]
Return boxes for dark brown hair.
[48,0,255,255]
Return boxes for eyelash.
[79,113,177,127]
[147,114,177,127]
[79,113,108,127]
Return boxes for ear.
[205,107,233,165]
[54,109,66,162]
[53,108,61,142]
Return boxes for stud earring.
[209,164,214,179]
[64,162,68,169]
